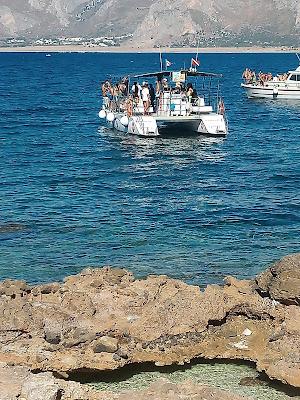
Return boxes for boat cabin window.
[289,74,298,81]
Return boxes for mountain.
[0,0,299,47]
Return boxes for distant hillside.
[0,0,299,47]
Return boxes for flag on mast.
[191,57,200,67]
[165,59,172,68]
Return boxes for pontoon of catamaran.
[99,69,228,137]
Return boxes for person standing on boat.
[101,81,113,109]
[186,83,194,103]
[149,83,156,112]
[131,81,142,104]
[141,82,150,115]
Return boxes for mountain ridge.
[0,0,299,47]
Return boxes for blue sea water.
[0,51,299,285]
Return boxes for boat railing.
[156,92,207,117]
[103,91,215,118]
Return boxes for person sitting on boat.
[141,82,150,115]
[278,73,288,81]
[260,72,268,84]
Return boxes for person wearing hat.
[141,82,150,115]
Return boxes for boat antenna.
[296,53,300,65]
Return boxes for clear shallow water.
[89,361,300,399]
[0,52,299,284]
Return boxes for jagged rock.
[44,321,61,345]
[0,279,31,298]
[32,283,60,296]
[0,254,300,389]
[0,222,27,233]
[256,253,300,305]
[93,336,119,353]
[20,372,61,400]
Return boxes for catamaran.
[98,62,228,137]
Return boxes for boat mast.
[159,47,163,72]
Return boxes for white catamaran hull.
[100,68,228,137]
[241,83,300,100]
[101,112,227,137]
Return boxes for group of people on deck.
[130,79,199,115]
[101,76,200,117]
[101,77,129,110]
[242,68,288,85]
[131,81,156,115]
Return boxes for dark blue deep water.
[0,52,299,285]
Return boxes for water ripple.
[0,52,299,284]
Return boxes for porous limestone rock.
[0,256,299,389]
[256,253,300,305]
[93,336,119,353]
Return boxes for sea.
[0,51,299,286]
[0,50,300,400]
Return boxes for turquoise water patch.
[89,361,300,399]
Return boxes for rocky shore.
[0,253,300,399]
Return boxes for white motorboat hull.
[241,83,300,100]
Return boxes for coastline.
[0,44,299,53]
[0,254,299,386]
[0,253,300,399]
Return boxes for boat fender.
[120,116,129,126]
[106,112,115,122]
[98,109,106,119]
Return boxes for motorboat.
[241,64,300,100]
[99,68,228,137]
